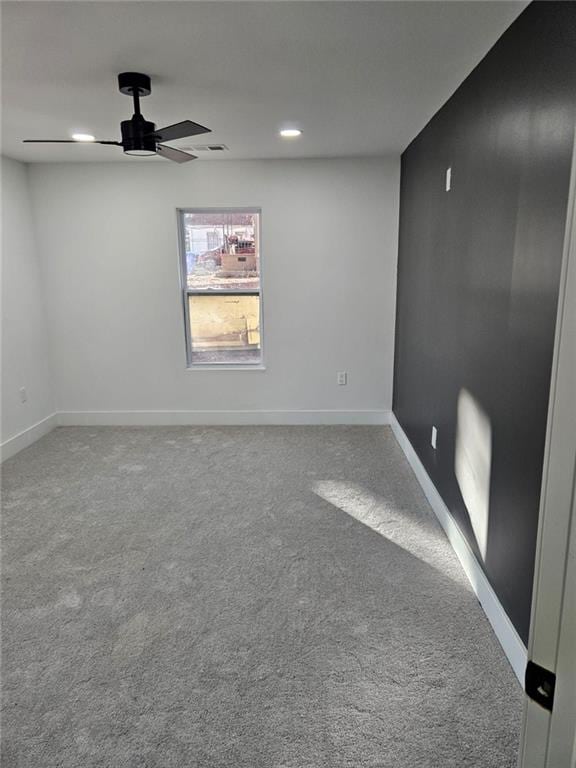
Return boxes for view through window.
[179,209,262,365]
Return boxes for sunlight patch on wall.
[455,389,492,561]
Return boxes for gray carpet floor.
[1,426,522,767]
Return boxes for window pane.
[183,211,260,292]
[188,294,261,365]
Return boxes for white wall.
[1,156,55,451]
[29,157,399,422]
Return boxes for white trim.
[518,127,576,768]
[390,412,527,685]
[0,412,58,462]
[185,365,266,372]
[57,409,392,426]
[0,409,391,459]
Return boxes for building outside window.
[178,209,262,366]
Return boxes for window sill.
[185,364,267,372]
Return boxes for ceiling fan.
[23,72,211,163]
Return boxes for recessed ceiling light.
[71,133,96,142]
[280,128,302,139]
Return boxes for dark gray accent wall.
[393,1,576,644]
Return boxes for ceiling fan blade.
[23,139,121,145]
[151,120,211,143]
[156,144,197,164]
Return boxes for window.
[178,209,262,366]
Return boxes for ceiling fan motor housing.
[121,116,157,155]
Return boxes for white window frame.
[177,207,264,369]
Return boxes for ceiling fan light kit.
[23,72,212,164]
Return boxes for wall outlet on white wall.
[337,372,348,386]
[431,425,437,449]
[19,387,28,403]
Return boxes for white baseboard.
[1,409,390,460]
[57,409,392,427]
[0,412,58,463]
[390,413,527,686]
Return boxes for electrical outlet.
[445,167,452,192]
[337,372,347,386]
[19,387,27,403]
[431,426,437,449]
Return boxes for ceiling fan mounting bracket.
[118,72,151,98]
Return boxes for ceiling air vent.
[191,144,229,152]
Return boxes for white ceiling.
[1,1,526,162]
